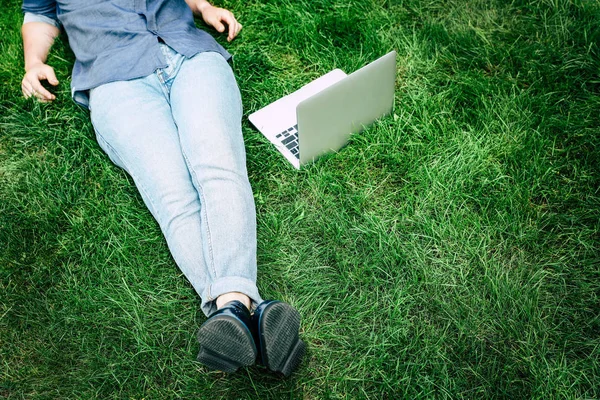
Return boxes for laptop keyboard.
[275,124,299,159]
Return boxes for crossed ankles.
[197,300,306,376]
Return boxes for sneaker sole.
[259,302,306,376]
[197,315,257,373]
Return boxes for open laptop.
[248,51,396,169]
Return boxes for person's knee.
[156,189,203,233]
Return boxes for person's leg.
[168,51,305,375]
[168,51,260,315]
[88,70,262,317]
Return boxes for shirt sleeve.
[22,0,59,26]
[23,12,61,28]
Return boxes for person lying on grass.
[20,0,305,376]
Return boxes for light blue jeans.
[89,45,262,316]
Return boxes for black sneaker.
[251,300,306,376]
[197,300,257,373]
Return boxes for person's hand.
[21,63,59,102]
[200,4,242,42]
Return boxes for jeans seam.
[94,129,162,222]
[180,149,217,280]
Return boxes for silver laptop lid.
[296,51,396,166]
[247,69,348,169]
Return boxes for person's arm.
[21,20,60,102]
[184,0,242,42]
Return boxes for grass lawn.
[1,0,599,398]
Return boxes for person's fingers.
[21,65,58,101]
[33,91,50,102]
[219,12,238,41]
[30,77,55,101]
[42,66,59,86]
[229,21,241,41]
[220,10,236,26]
[207,12,226,33]
[227,24,237,41]
[22,79,34,98]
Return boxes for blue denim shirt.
[22,0,232,106]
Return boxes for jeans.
[89,45,262,316]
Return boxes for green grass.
[1,0,599,398]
